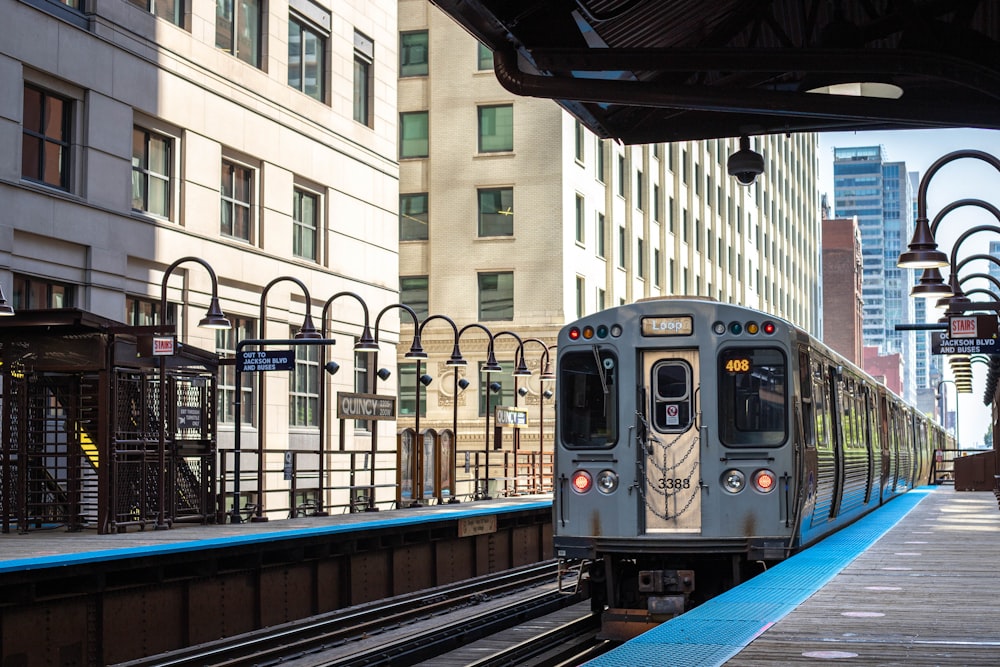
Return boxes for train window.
[650,360,693,432]
[558,349,618,449]
[718,347,787,446]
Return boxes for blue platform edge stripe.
[584,487,933,667]
[0,499,551,574]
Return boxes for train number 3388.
[658,478,691,489]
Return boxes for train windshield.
[718,347,787,446]
[559,348,618,449]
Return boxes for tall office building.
[2,0,400,513]
[832,146,915,401]
[397,0,823,460]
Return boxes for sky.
[817,128,1000,448]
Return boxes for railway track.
[115,561,588,667]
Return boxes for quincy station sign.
[931,314,1000,355]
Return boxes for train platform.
[0,494,551,572]
[586,486,1000,666]
[0,494,553,666]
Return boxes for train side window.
[558,349,618,449]
[718,347,787,446]
[650,360,693,432]
[799,349,815,447]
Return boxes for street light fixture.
[157,257,230,530]
[899,150,1000,270]
[908,200,1000,298]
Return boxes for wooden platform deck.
[727,487,1000,665]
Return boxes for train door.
[827,367,845,518]
[640,349,701,534]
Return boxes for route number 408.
[724,357,751,373]
[658,477,691,489]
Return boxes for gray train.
[553,298,948,640]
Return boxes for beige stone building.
[2,0,400,516]
[396,0,823,495]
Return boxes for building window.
[479,361,512,417]
[596,139,605,182]
[126,296,176,327]
[636,170,644,210]
[398,362,426,416]
[221,160,253,242]
[13,275,75,309]
[400,31,428,77]
[400,111,428,158]
[597,287,606,311]
[618,226,626,268]
[128,0,182,25]
[617,155,625,196]
[293,187,319,261]
[22,85,71,190]
[575,194,585,244]
[637,238,645,278]
[477,42,493,70]
[596,212,606,258]
[653,183,661,222]
[353,30,374,125]
[478,272,514,321]
[478,187,513,236]
[478,104,513,153]
[654,248,661,287]
[216,317,256,425]
[576,276,585,318]
[216,0,260,66]
[132,127,172,218]
[400,193,429,241]
[574,121,585,163]
[289,14,327,101]
[290,345,319,427]
[400,275,428,319]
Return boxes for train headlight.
[721,469,745,494]
[596,470,619,494]
[712,321,726,335]
[571,470,593,494]
[753,469,777,493]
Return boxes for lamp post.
[899,150,1000,271]
[157,257,230,530]
[413,315,468,504]
[456,323,500,499]
[370,304,423,511]
[318,291,379,513]
[249,277,322,521]
[908,200,1000,299]
[490,331,531,496]
[515,338,554,493]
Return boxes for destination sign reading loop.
[641,316,693,337]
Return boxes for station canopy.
[429,0,1000,143]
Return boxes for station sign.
[932,314,1000,355]
[152,336,175,356]
[337,392,396,420]
[495,406,528,428]
[238,349,295,372]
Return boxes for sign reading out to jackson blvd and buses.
[337,392,396,420]
[931,314,1000,355]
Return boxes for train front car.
[554,299,798,640]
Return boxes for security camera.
[727,136,764,186]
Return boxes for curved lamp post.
[932,225,1000,316]
[455,323,500,499]
[908,200,1000,298]
[251,276,321,521]
[413,315,467,504]
[157,257,230,529]
[899,150,1000,270]
[489,331,531,496]
[317,291,379,513]
[515,338,555,493]
[368,303,424,511]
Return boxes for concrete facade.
[2,0,400,512]
[397,0,824,486]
